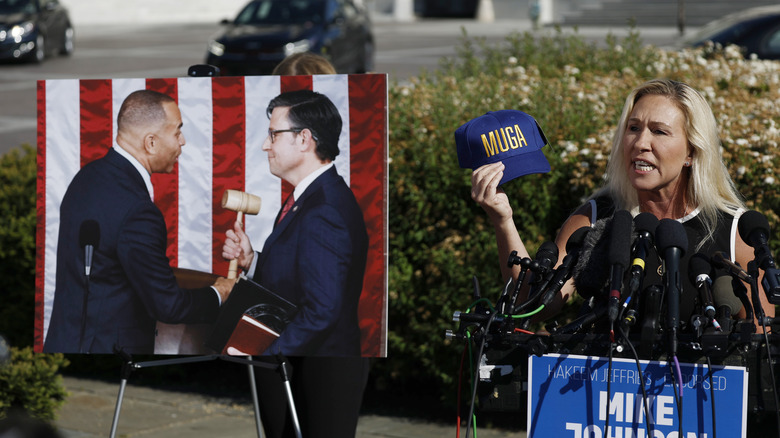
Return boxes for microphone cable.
[747,265,780,436]
[668,357,684,438]
[456,339,470,438]
[618,324,652,436]
[463,311,498,438]
[705,355,717,438]
[604,322,615,438]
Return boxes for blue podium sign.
[527,354,748,438]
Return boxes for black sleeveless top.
[583,196,740,333]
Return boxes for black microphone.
[79,220,100,277]
[738,210,780,304]
[606,210,633,323]
[713,275,744,333]
[711,251,753,283]
[512,241,559,314]
[689,253,716,322]
[656,218,688,356]
[78,220,99,353]
[622,212,659,322]
[537,227,590,308]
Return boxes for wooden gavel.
[221,189,261,279]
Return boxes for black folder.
[205,277,298,354]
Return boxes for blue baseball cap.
[455,110,550,185]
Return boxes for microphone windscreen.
[737,210,770,245]
[712,275,744,314]
[573,212,635,299]
[688,253,712,285]
[565,226,590,254]
[79,219,100,248]
[607,210,632,267]
[634,212,659,236]
[655,218,688,257]
[536,241,559,266]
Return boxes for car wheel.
[33,34,45,63]
[60,26,74,56]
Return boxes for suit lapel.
[260,167,340,259]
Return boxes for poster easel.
[109,349,301,438]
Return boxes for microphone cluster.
[449,208,780,356]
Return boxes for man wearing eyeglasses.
[223,89,368,357]
[222,89,370,437]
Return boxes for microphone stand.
[747,262,780,436]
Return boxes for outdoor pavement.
[54,375,527,438]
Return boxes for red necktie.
[277,194,295,224]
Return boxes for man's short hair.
[117,90,176,134]
[266,90,342,161]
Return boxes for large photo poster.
[34,73,388,357]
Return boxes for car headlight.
[10,21,34,42]
[284,39,310,56]
[208,40,225,57]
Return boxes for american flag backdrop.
[35,74,388,357]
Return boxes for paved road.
[55,375,526,437]
[0,16,690,156]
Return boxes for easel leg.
[110,358,135,438]
[247,360,265,438]
[109,377,126,438]
[277,357,302,438]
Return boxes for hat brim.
[498,148,551,185]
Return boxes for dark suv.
[205,0,374,76]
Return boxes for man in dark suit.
[222,89,369,437]
[44,90,234,355]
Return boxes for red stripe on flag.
[34,81,47,352]
[278,76,313,202]
[212,77,246,276]
[79,79,113,166]
[147,79,181,266]
[348,74,388,357]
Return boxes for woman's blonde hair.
[596,79,745,247]
[272,52,337,76]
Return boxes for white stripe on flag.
[43,79,80,340]
[177,77,215,271]
[314,75,351,186]
[244,75,282,252]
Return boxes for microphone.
[537,227,590,308]
[622,212,659,322]
[711,251,752,283]
[738,210,780,304]
[78,220,100,353]
[656,218,688,356]
[572,215,613,299]
[689,253,716,323]
[712,275,744,333]
[606,210,633,323]
[79,220,100,277]
[512,241,559,314]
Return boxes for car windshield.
[0,0,36,14]
[685,9,780,45]
[234,0,326,25]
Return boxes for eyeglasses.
[267,128,303,143]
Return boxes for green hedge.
[0,347,69,421]
[0,146,36,350]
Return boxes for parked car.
[682,5,780,60]
[0,0,73,63]
[205,0,374,76]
